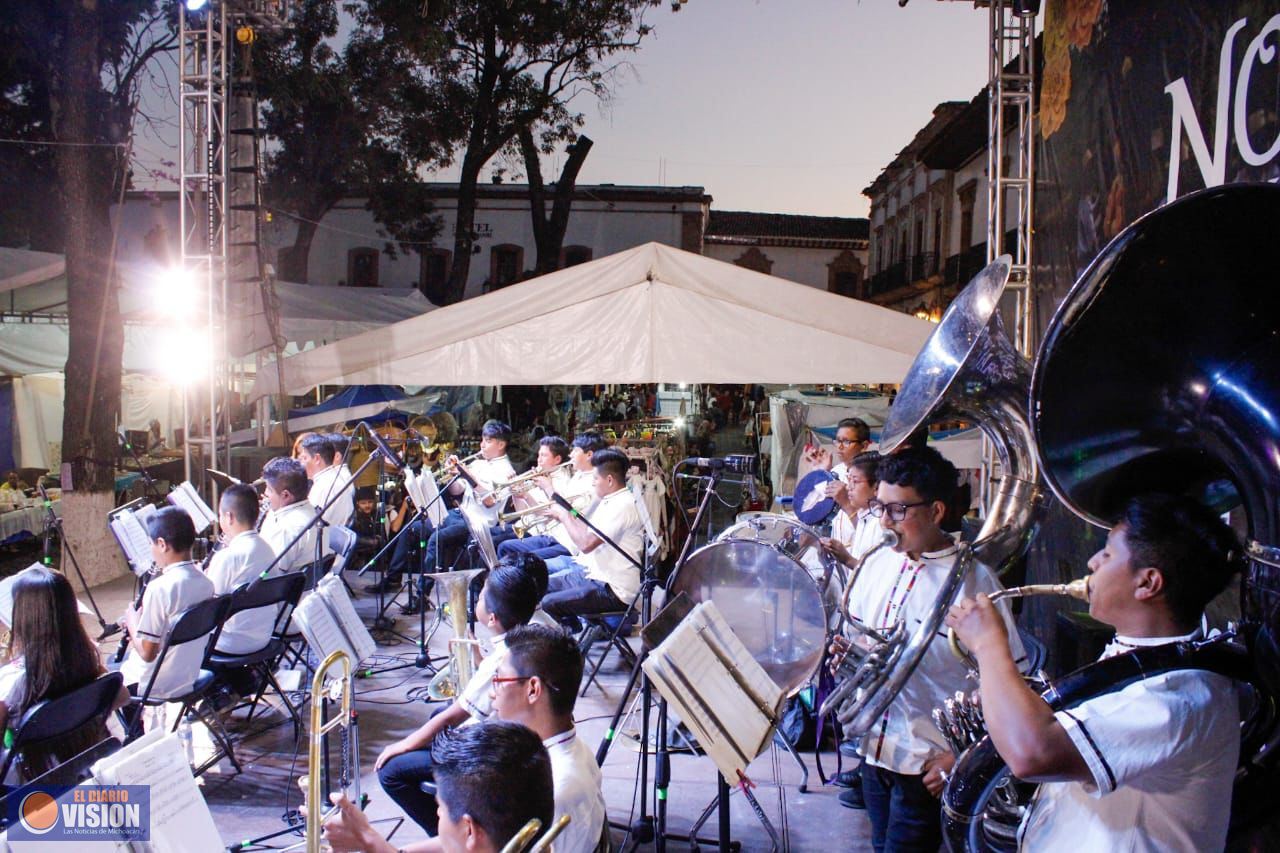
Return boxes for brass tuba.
[942,184,1280,850]
[819,256,1045,733]
[426,568,486,701]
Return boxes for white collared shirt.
[831,506,880,560]
[1017,629,1238,852]
[259,499,320,574]
[549,469,597,553]
[207,530,279,655]
[468,454,516,493]
[458,632,507,722]
[579,487,645,604]
[846,539,1025,774]
[544,727,606,853]
[121,560,217,700]
[309,464,354,551]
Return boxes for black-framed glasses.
[867,498,928,521]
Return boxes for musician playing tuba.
[840,447,1025,850]
[946,494,1243,851]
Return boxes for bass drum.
[668,514,830,696]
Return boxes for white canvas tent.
[250,242,934,398]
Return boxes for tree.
[519,132,593,276]
[256,0,452,284]
[365,0,658,304]
[1,0,175,585]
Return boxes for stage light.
[154,266,201,318]
[673,416,686,429]
[155,328,209,385]
[185,0,209,10]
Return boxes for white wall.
[702,243,866,292]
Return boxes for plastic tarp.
[0,248,64,294]
[249,242,935,400]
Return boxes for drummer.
[803,417,872,482]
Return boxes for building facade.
[703,211,868,298]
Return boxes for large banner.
[1035,0,1280,336]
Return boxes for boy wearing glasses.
[845,446,1024,853]
[803,417,872,478]
[374,564,541,834]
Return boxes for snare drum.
[668,513,833,696]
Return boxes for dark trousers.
[540,562,625,632]
[859,762,942,853]
[497,534,570,563]
[388,516,434,579]
[377,703,450,834]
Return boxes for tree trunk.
[520,132,593,276]
[277,216,320,283]
[444,149,486,305]
[54,0,129,587]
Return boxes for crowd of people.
[0,406,1249,852]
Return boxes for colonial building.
[116,184,869,303]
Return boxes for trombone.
[304,650,358,853]
[501,815,572,853]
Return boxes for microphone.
[680,454,758,475]
[360,422,405,472]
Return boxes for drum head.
[668,538,827,696]
[793,469,836,526]
[717,513,837,579]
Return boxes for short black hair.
[592,447,629,484]
[482,420,513,442]
[538,435,570,462]
[572,431,607,454]
[876,445,957,505]
[1117,494,1244,626]
[849,450,881,486]
[261,456,309,501]
[299,433,335,465]
[326,432,350,458]
[483,564,541,630]
[505,623,584,717]
[221,483,260,526]
[508,553,549,598]
[146,505,196,553]
[837,417,871,442]
[431,721,554,848]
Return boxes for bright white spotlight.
[673,416,686,429]
[154,266,200,318]
[185,0,209,11]
[155,327,209,385]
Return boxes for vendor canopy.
[250,242,933,400]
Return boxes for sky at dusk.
[132,0,998,221]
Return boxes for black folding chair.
[578,598,641,698]
[208,571,308,740]
[0,672,124,786]
[123,595,238,777]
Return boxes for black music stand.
[40,483,118,641]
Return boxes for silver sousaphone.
[820,256,1046,732]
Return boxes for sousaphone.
[942,183,1280,850]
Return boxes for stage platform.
[85,570,874,851]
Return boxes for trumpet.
[947,576,1090,670]
[431,451,482,484]
[501,815,572,853]
[492,461,574,497]
[498,492,589,524]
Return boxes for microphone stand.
[116,430,163,502]
[36,483,119,641]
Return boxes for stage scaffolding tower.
[178,0,290,499]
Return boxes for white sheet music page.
[291,591,355,664]
[316,575,376,664]
[166,482,215,533]
[90,730,223,853]
[642,600,781,781]
[109,511,153,576]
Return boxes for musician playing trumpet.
[946,494,1242,852]
[498,433,604,563]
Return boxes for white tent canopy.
[250,242,933,400]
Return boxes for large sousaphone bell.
[821,256,1045,731]
[943,183,1280,850]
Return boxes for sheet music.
[404,467,446,526]
[292,593,356,664]
[642,600,782,780]
[316,575,376,664]
[109,510,154,576]
[166,482,215,533]
[91,730,223,853]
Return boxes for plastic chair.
[0,672,124,785]
[124,595,237,777]
[208,571,308,739]
[328,525,359,575]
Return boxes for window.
[957,180,978,250]
[828,250,864,298]
[489,244,524,290]
[419,249,451,305]
[560,245,593,268]
[733,247,773,274]
[347,247,379,288]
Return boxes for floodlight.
[154,266,201,318]
[185,0,209,11]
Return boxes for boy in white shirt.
[374,564,542,834]
[206,483,278,656]
[948,493,1243,852]
[258,456,320,575]
[297,433,353,552]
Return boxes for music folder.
[642,600,786,783]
